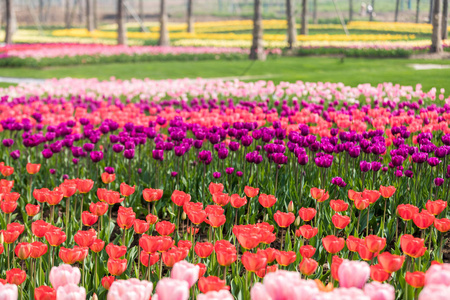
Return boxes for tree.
[300,0,308,35]
[370,0,375,21]
[5,0,13,44]
[139,0,144,26]
[443,0,448,40]
[159,0,170,46]
[117,0,127,45]
[429,0,434,24]
[249,0,265,60]
[349,0,353,22]
[187,0,194,33]
[93,0,98,29]
[416,0,421,23]
[431,0,443,53]
[395,0,400,21]
[86,0,94,32]
[286,0,297,48]
[313,0,318,24]
[65,0,71,28]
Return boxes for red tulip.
[230,194,247,208]
[59,247,83,264]
[299,258,318,276]
[103,191,124,205]
[197,263,206,277]
[236,232,261,250]
[209,182,224,195]
[299,245,316,258]
[107,258,127,276]
[102,172,116,184]
[34,286,56,300]
[6,268,26,285]
[30,241,48,258]
[379,185,396,198]
[120,182,135,197]
[330,200,349,212]
[365,235,386,253]
[378,252,405,273]
[1,200,17,214]
[1,166,14,177]
[257,248,278,263]
[358,243,374,261]
[74,229,97,248]
[195,242,214,258]
[59,183,77,198]
[275,251,296,266]
[310,187,326,200]
[143,188,163,202]
[25,204,40,217]
[346,236,363,252]
[354,197,370,210]
[426,200,447,216]
[171,190,191,206]
[46,190,64,206]
[26,163,41,174]
[134,220,150,234]
[198,276,227,293]
[370,264,390,282]
[212,193,230,206]
[89,202,109,216]
[155,221,175,236]
[45,229,66,247]
[205,214,226,228]
[205,205,224,216]
[140,251,160,267]
[216,249,237,267]
[405,271,425,288]
[187,226,200,235]
[177,240,192,250]
[241,252,267,272]
[146,213,158,225]
[188,210,207,225]
[348,189,361,201]
[274,211,295,228]
[90,239,105,253]
[117,208,135,229]
[322,235,345,254]
[401,234,427,258]
[413,210,435,229]
[4,192,20,202]
[106,243,127,259]
[256,265,278,278]
[162,248,184,267]
[77,179,94,193]
[15,242,31,260]
[183,202,203,214]
[296,225,318,239]
[7,223,24,235]
[244,186,259,198]
[32,220,52,238]
[331,256,343,281]
[81,211,98,226]
[362,189,381,204]
[258,194,277,208]
[101,276,116,290]
[397,204,419,221]
[434,218,450,232]
[331,214,350,229]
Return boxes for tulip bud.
[288,201,294,212]
[92,293,98,300]
[294,216,301,227]
[0,232,3,244]
[182,212,187,220]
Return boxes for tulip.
[209,182,224,195]
[81,211,98,227]
[299,258,318,276]
[406,271,425,288]
[322,235,345,254]
[107,279,153,300]
[365,235,386,253]
[397,204,419,221]
[140,251,160,267]
[331,255,343,281]
[178,240,193,250]
[358,243,374,261]
[0,284,18,300]
[102,276,116,290]
[25,204,40,217]
[244,186,259,198]
[171,260,200,287]
[274,211,295,228]
[154,278,189,300]
[296,225,318,239]
[30,241,48,259]
[230,194,247,208]
[197,262,207,277]
[241,252,267,272]
[198,276,227,293]
[74,230,96,248]
[338,260,370,288]
[379,185,396,198]
[34,286,56,300]
[32,220,52,238]
[299,245,316,258]
[216,248,237,267]
[56,284,86,300]
[120,182,135,197]
[14,242,31,260]
[26,163,41,174]
[197,290,234,300]
[59,247,83,265]
[89,202,109,216]
[363,282,395,300]
[331,214,350,229]
[255,265,278,279]
[6,268,26,285]
[401,234,427,258]
[413,210,435,229]
[134,220,150,234]
[275,251,296,266]
[106,243,127,259]
[377,252,405,273]
[187,210,206,225]
[195,242,214,258]
[330,200,349,212]
[370,264,390,282]
[45,229,67,247]
[1,200,17,214]
[346,236,362,252]
[426,200,447,216]
[155,221,176,236]
[171,190,191,206]
[143,188,163,203]
[101,172,116,184]
[258,194,277,208]
[146,214,158,225]
[107,258,128,276]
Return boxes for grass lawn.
[1,57,449,91]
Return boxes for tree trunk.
[139,0,144,22]
[187,0,194,33]
[416,0,421,22]
[443,0,448,40]
[65,0,71,27]
[93,0,98,29]
[249,0,265,60]
[86,0,94,31]
[430,0,434,23]
[395,0,400,21]
[5,0,13,44]
[300,0,308,35]
[370,0,375,21]
[431,0,443,53]
[313,0,317,24]
[159,0,170,46]
[39,0,44,22]
[117,0,127,45]
[286,0,297,48]
[349,0,353,21]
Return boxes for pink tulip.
[197,290,234,300]
[107,279,153,300]
[250,283,272,300]
[49,264,81,290]
[258,271,319,300]
[0,284,18,300]
[154,278,189,300]
[419,285,450,300]
[338,260,370,289]
[363,282,395,300]
[171,260,199,288]
[424,264,450,286]
[56,284,86,300]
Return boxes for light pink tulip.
[154,278,189,300]
[56,284,86,300]
[107,279,153,300]
[49,264,81,290]
[419,284,450,300]
[0,284,18,300]
[171,260,199,287]
[338,260,370,289]
[312,288,370,300]
[260,271,319,300]
[363,282,395,300]
[250,283,272,300]
[197,290,234,300]
[424,264,450,286]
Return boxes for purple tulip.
[90,151,104,163]
[10,150,20,160]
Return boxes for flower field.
[0,77,449,299]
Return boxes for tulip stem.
[224,266,227,281]
[122,229,127,246]
[246,198,252,224]
[382,198,387,233]
[65,198,70,230]
[428,227,433,254]
[50,206,54,225]
[356,212,361,237]
[159,255,163,279]
[80,194,85,222]
[82,259,85,287]
[6,243,9,269]
[95,253,98,289]
[366,205,370,236]
[147,254,151,281]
